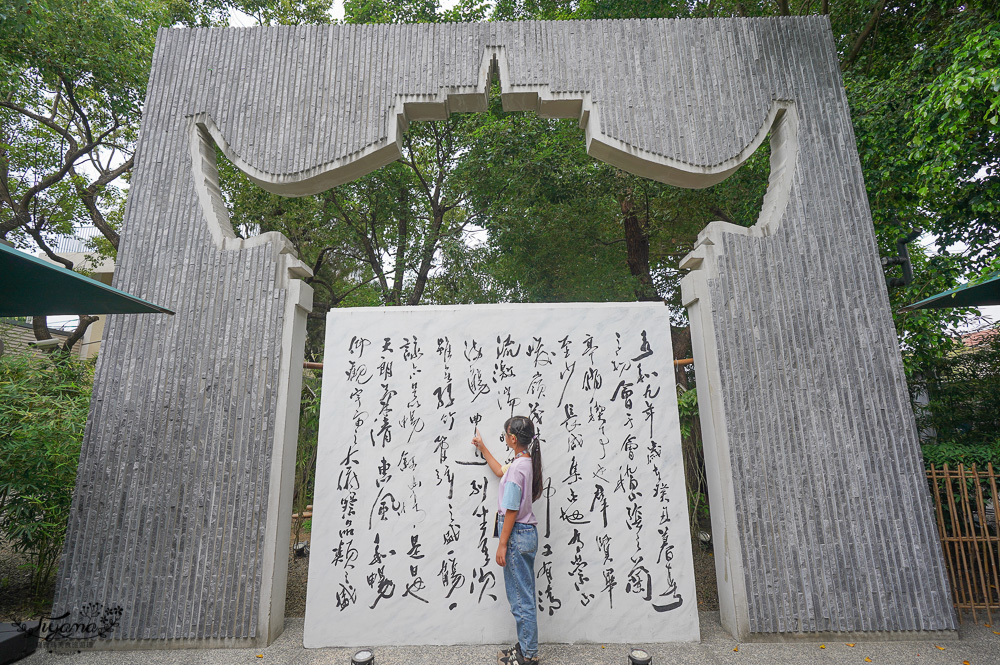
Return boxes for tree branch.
[94,113,124,146]
[431,122,451,205]
[329,276,378,307]
[27,223,74,269]
[70,156,133,250]
[0,100,76,145]
[309,246,334,277]
[0,88,120,226]
[0,145,13,210]
[403,133,435,202]
[48,87,62,121]
[5,119,102,222]
[391,190,409,306]
[307,276,335,297]
[841,0,888,72]
[63,315,98,353]
[60,76,94,144]
[325,191,389,297]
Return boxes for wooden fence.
[926,463,999,623]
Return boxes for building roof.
[961,326,1000,348]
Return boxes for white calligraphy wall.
[304,303,698,646]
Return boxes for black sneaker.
[498,643,521,664]
[509,648,539,665]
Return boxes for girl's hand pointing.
[472,427,502,478]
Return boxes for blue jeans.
[499,514,538,658]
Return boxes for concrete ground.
[21,612,1000,665]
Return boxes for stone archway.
[53,18,954,648]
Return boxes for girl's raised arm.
[471,428,503,478]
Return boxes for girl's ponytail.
[529,435,543,502]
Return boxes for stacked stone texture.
[53,18,954,643]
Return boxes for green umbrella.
[901,273,1000,311]
[0,243,173,316]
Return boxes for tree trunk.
[407,208,445,306]
[32,315,53,342]
[620,191,659,301]
[671,325,692,389]
[390,187,409,306]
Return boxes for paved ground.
[20,612,1000,665]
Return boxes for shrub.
[0,351,92,594]
[677,386,710,533]
[916,324,1000,470]
[291,373,320,546]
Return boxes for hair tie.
[529,434,539,452]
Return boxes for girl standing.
[471,415,543,665]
